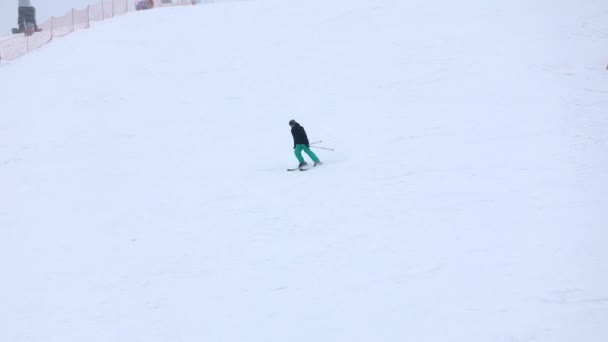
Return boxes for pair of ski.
[287,164,320,172]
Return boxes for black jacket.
[291,123,310,148]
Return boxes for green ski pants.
[294,144,320,163]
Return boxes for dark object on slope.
[136,0,155,11]
[12,6,39,36]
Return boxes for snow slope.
[1,0,608,341]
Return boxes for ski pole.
[311,145,334,151]
[309,140,322,145]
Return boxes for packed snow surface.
[1,0,607,341]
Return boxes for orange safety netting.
[0,0,198,62]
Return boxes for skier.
[289,119,322,168]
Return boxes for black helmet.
[289,119,297,126]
